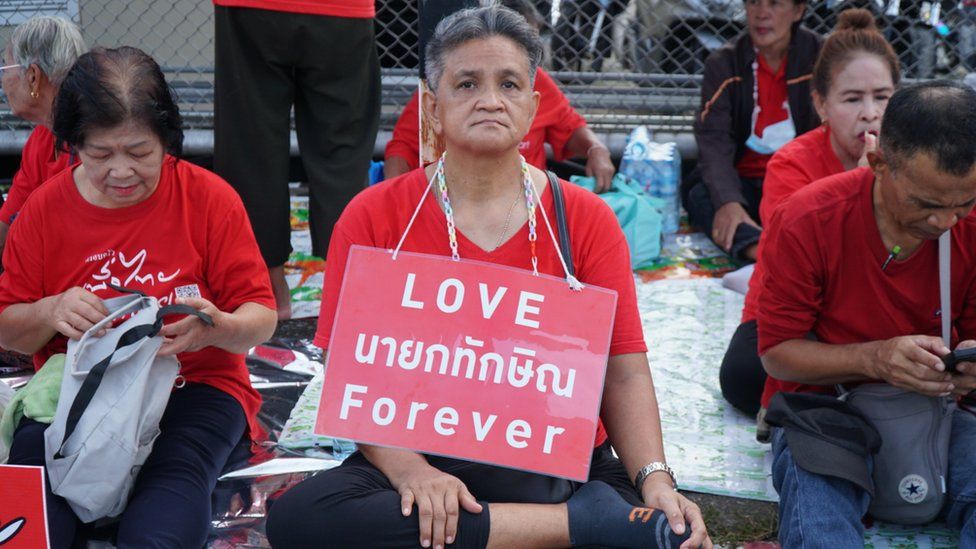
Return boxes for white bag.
[44,291,211,522]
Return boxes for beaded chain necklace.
[433,152,540,274]
[390,151,582,291]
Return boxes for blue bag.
[570,174,663,268]
[368,161,385,186]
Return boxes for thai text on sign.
[316,246,617,481]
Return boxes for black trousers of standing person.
[719,319,766,417]
[267,441,652,548]
[681,170,763,262]
[214,6,381,266]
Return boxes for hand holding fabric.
[712,202,759,252]
[157,296,221,356]
[46,286,109,340]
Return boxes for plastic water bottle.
[649,142,681,234]
[619,127,682,234]
[331,438,357,461]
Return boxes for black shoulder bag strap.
[54,303,214,459]
[547,171,575,277]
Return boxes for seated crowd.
[1,2,976,548]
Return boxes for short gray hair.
[425,5,544,92]
[10,16,86,86]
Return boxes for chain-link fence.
[0,0,969,142]
[385,0,974,136]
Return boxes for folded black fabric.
[765,391,882,496]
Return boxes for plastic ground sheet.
[639,277,773,500]
[287,195,325,319]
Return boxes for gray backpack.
[44,290,211,522]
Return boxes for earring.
[29,89,38,99]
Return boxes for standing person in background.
[684,0,822,261]
[0,16,85,257]
[213,0,380,320]
[718,9,900,418]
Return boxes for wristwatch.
[634,461,678,493]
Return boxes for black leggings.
[267,442,645,548]
[719,320,766,417]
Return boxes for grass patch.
[687,492,778,546]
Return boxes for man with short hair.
[757,81,976,545]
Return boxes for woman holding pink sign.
[267,6,711,549]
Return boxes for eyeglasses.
[0,63,24,73]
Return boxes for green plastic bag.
[570,174,664,268]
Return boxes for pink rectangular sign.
[315,246,617,481]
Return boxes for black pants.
[267,441,643,548]
[682,170,763,261]
[719,319,766,417]
[213,6,381,266]
[7,384,247,549]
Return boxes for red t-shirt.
[0,125,72,225]
[385,69,588,172]
[741,126,844,321]
[756,168,976,407]
[0,157,276,440]
[212,0,374,18]
[736,54,790,179]
[314,168,647,446]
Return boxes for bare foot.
[269,265,292,321]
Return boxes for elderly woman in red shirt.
[0,47,277,548]
[0,16,85,256]
[268,6,710,549]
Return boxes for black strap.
[108,283,147,298]
[547,171,574,277]
[54,304,213,458]
[157,304,215,327]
